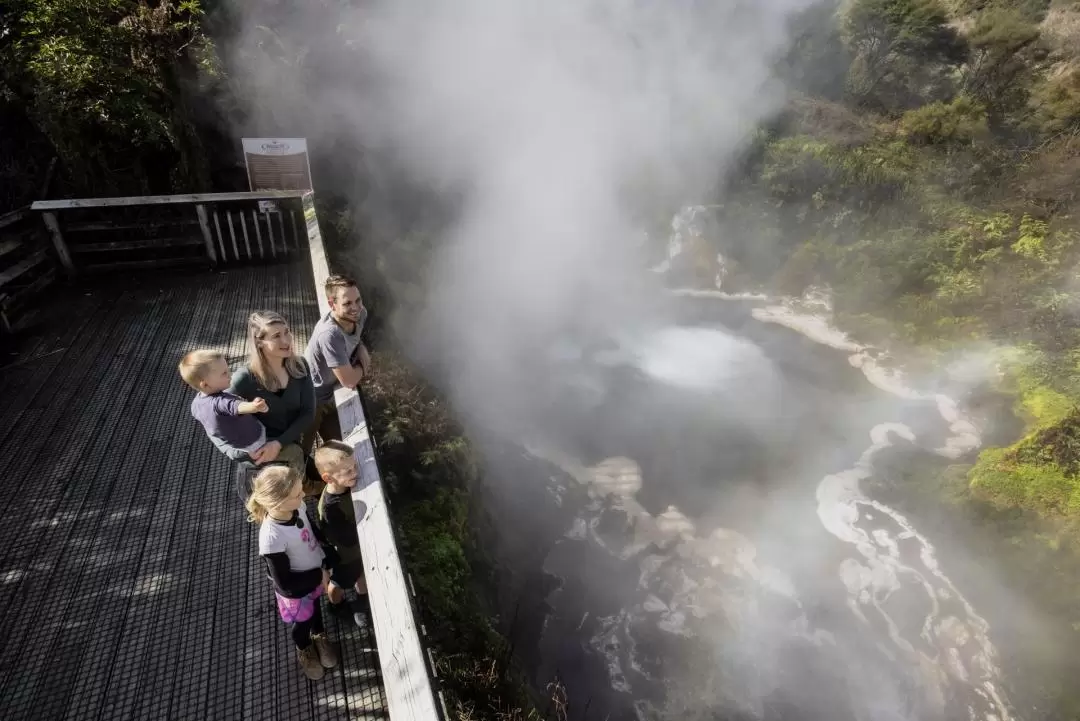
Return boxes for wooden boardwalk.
[0,260,388,721]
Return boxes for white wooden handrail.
[30,191,307,210]
[301,192,443,721]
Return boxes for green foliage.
[899,95,989,145]
[365,351,539,720]
[748,121,1080,349]
[962,5,1043,124]
[400,487,471,618]
[996,345,1078,424]
[761,135,915,207]
[1029,68,1080,136]
[842,0,966,109]
[1,0,214,196]
[953,0,1051,25]
[958,344,1080,516]
[969,435,1080,514]
[967,6,1042,53]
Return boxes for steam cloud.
[224,0,817,433]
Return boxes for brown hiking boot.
[311,632,339,669]
[297,644,325,680]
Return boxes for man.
[304,275,371,450]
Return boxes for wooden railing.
[0,206,55,334]
[29,191,312,274]
[3,190,445,721]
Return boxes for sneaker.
[351,594,371,629]
[328,597,351,621]
[297,645,325,680]
[311,632,339,669]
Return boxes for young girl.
[247,465,339,680]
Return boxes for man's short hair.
[324,274,358,300]
[314,439,355,474]
[178,349,225,390]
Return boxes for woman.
[220,310,321,499]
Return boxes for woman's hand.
[322,569,332,592]
[251,440,282,464]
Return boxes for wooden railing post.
[41,211,75,276]
[195,203,217,264]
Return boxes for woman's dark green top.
[228,362,315,448]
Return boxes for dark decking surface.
[0,260,388,720]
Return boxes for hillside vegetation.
[687,0,1080,523]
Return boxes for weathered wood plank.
[78,257,207,274]
[0,207,29,231]
[212,210,228,262]
[2,266,56,311]
[239,211,253,259]
[0,224,42,246]
[303,191,441,721]
[195,204,218,264]
[226,210,241,260]
[264,211,278,257]
[0,250,46,289]
[31,191,307,210]
[251,210,265,258]
[0,239,23,261]
[63,219,200,232]
[40,212,75,276]
[70,237,203,253]
[0,265,55,335]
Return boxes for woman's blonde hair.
[247,310,308,391]
[246,465,302,524]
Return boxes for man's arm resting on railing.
[331,363,364,391]
[330,342,368,391]
[317,326,367,392]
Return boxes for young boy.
[312,440,369,628]
[179,349,269,462]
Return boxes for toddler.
[179,349,267,461]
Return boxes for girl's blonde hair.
[246,466,302,523]
[247,310,308,392]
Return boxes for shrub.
[963,6,1043,122]
[364,351,539,719]
[842,0,967,109]
[899,95,990,145]
[761,135,915,207]
[1029,66,1080,137]
[969,446,1080,514]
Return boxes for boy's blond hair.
[246,466,302,524]
[313,440,354,476]
[178,349,225,391]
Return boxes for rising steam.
[223,0,818,431]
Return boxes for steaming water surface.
[499,299,1015,721]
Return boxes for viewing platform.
[0,193,443,721]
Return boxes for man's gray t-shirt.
[305,309,367,404]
